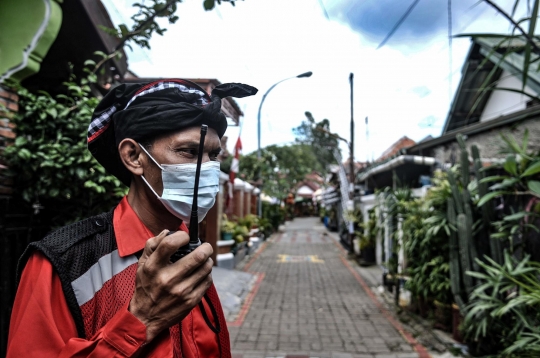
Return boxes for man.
[7,79,257,357]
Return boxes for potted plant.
[244,214,259,229]
[232,224,250,265]
[221,218,236,241]
[218,216,236,256]
[360,236,376,264]
[258,217,273,240]
[358,208,377,266]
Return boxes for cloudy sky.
[102,0,523,161]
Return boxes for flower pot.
[221,232,233,241]
[418,296,430,318]
[433,300,452,332]
[452,303,463,342]
[217,239,235,255]
[407,296,420,314]
[359,247,376,266]
[233,241,247,266]
[248,236,260,254]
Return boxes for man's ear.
[118,139,144,176]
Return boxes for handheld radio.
[169,124,208,263]
[165,124,222,335]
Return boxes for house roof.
[407,105,540,155]
[80,0,128,76]
[376,136,416,161]
[442,37,540,134]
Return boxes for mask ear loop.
[138,143,164,169]
[138,143,164,199]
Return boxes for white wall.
[359,188,429,267]
[480,70,536,123]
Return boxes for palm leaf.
[522,0,539,89]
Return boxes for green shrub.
[4,66,127,228]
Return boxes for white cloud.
[101,0,527,161]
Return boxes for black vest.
[17,211,115,338]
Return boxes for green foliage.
[445,131,540,355]
[292,111,340,171]
[221,215,236,234]
[203,0,239,10]
[377,186,413,274]
[4,60,127,226]
[237,214,258,230]
[402,172,453,304]
[357,208,378,250]
[475,131,540,257]
[456,1,540,115]
[445,135,504,314]
[257,217,273,238]
[232,224,249,243]
[102,0,238,50]
[262,201,285,232]
[239,144,320,200]
[463,253,540,357]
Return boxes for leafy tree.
[239,144,320,200]
[293,111,340,171]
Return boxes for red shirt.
[7,197,224,357]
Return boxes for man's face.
[141,126,222,196]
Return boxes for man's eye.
[176,148,197,156]
[210,150,221,160]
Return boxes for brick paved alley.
[228,217,427,358]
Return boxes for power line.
[448,0,453,102]
[317,0,330,20]
[377,0,421,49]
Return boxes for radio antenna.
[189,125,208,242]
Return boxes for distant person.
[7,79,257,357]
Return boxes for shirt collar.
[113,196,188,257]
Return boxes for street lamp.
[257,71,313,217]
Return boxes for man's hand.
[129,230,214,343]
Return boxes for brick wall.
[0,85,17,195]
[0,84,18,356]
[430,118,540,164]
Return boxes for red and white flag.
[229,136,242,183]
[226,136,242,212]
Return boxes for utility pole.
[365,116,369,163]
[347,72,355,254]
[349,73,355,193]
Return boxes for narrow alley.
[228,218,425,358]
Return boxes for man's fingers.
[140,230,169,261]
[149,231,190,268]
[171,243,213,276]
[179,269,214,306]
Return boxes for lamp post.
[256,71,313,217]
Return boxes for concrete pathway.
[227,217,427,358]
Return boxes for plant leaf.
[522,161,540,177]
[503,212,527,221]
[478,191,505,207]
[524,0,540,90]
[528,180,540,197]
[504,154,518,176]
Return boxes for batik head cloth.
[87,79,257,186]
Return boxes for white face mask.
[139,144,220,224]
